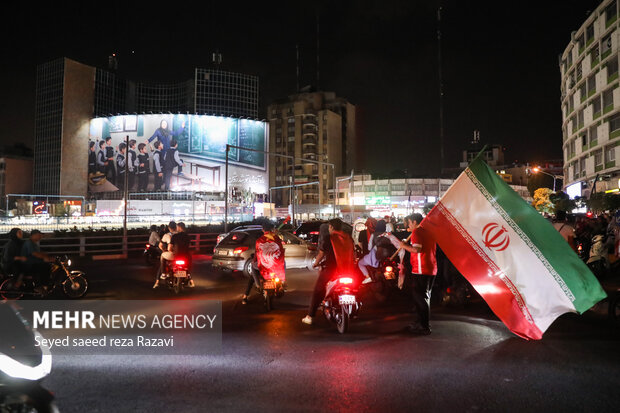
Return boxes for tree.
[549,191,576,214]
[532,188,554,214]
[586,192,620,213]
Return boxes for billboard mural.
[87,114,268,195]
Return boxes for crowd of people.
[88,120,186,192]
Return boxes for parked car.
[212,228,318,276]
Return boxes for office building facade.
[267,91,356,206]
[561,0,620,194]
[34,57,260,197]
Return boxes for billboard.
[87,114,268,194]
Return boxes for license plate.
[384,272,395,280]
[263,281,275,289]
[339,294,356,305]
[174,271,187,278]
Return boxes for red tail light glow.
[175,260,186,265]
[339,277,354,284]
[145,244,150,249]
[310,231,319,235]
[233,246,249,255]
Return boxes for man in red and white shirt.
[399,213,437,335]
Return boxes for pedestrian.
[399,213,437,335]
[384,215,394,233]
[553,210,576,251]
[358,217,377,256]
[152,140,164,191]
[163,138,184,191]
[137,143,150,192]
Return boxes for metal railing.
[0,233,219,257]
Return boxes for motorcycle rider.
[153,221,177,288]
[167,222,195,288]
[302,218,356,325]
[1,228,27,277]
[21,230,53,291]
[241,221,285,305]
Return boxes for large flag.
[422,157,606,340]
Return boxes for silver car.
[212,229,317,276]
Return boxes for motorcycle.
[587,234,609,279]
[0,256,88,300]
[0,303,58,412]
[256,270,285,312]
[321,274,362,334]
[364,258,400,302]
[143,243,162,267]
[161,257,191,294]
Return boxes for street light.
[531,166,563,192]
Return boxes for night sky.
[0,0,603,176]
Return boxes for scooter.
[257,270,285,312]
[161,257,192,294]
[321,274,362,334]
[0,255,88,300]
[143,243,162,267]
[0,303,58,412]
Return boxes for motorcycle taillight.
[146,244,150,249]
[175,260,186,265]
[339,277,354,284]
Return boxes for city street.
[41,256,620,412]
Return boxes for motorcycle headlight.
[67,259,72,267]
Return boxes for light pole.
[531,167,564,192]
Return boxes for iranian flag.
[422,157,606,340]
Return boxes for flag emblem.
[482,222,510,252]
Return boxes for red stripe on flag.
[423,202,543,340]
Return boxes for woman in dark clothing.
[302,224,337,325]
[1,228,26,276]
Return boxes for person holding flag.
[241,221,286,305]
[420,152,606,340]
[399,213,437,335]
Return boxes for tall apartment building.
[561,0,620,193]
[268,91,356,206]
[34,57,259,196]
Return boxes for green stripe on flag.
[467,158,606,313]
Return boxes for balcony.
[303,137,317,146]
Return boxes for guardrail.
[0,233,218,258]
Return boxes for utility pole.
[224,144,229,233]
[437,4,445,177]
[123,134,129,257]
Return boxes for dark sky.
[0,0,603,176]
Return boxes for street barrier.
[0,233,218,258]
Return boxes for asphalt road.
[37,257,620,412]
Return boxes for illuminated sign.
[365,196,391,205]
[33,201,47,215]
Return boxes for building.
[267,91,356,206]
[315,173,531,223]
[34,57,260,198]
[561,0,620,195]
[0,147,34,209]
